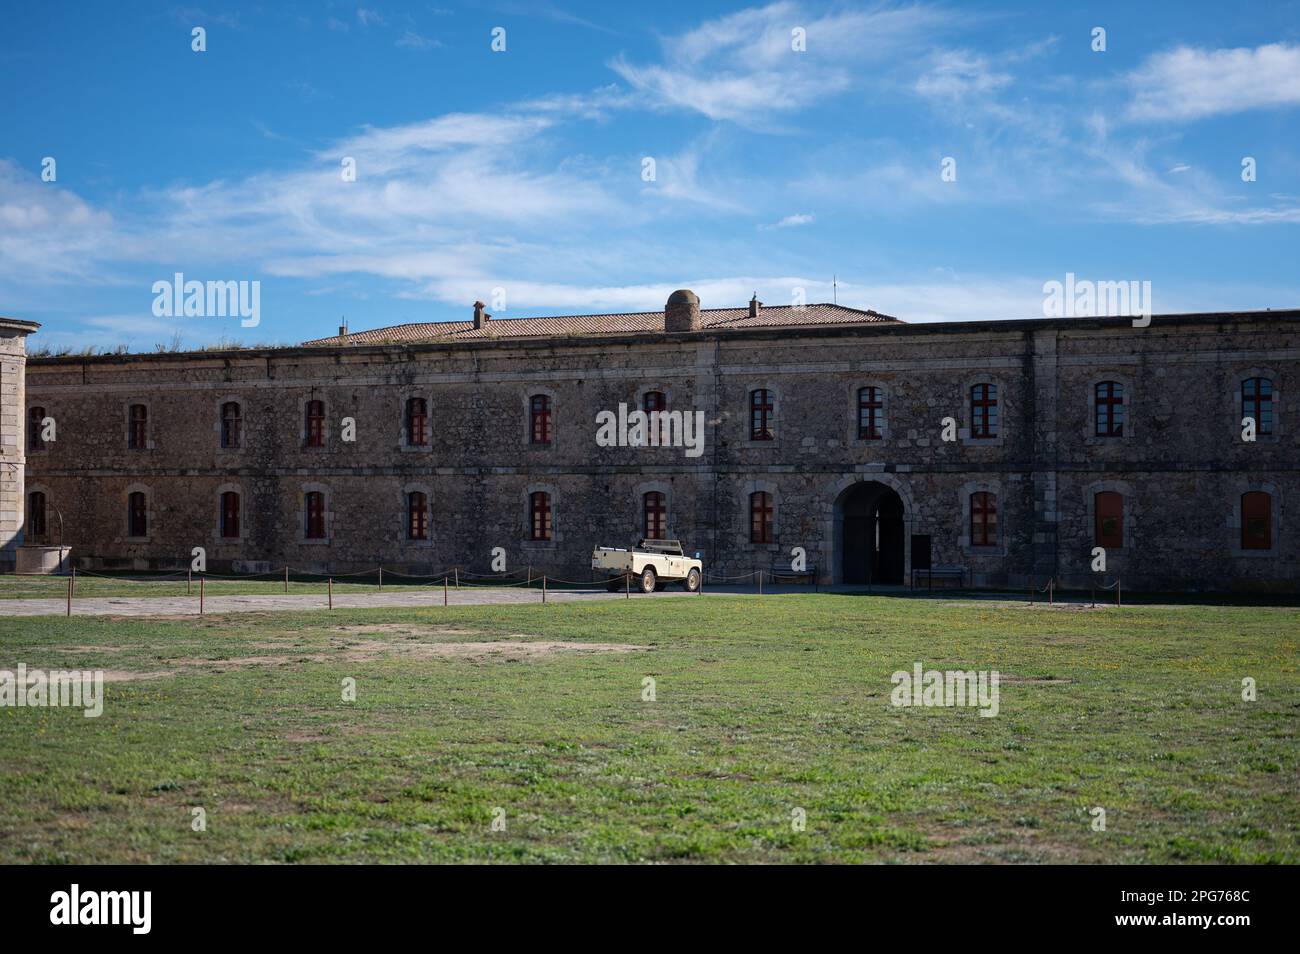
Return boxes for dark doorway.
[838,482,906,584]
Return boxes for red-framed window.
[27,406,46,452]
[750,389,774,441]
[407,491,429,541]
[128,404,148,449]
[530,395,552,446]
[405,397,428,447]
[220,402,242,448]
[970,384,998,439]
[749,491,774,544]
[530,491,552,541]
[1094,382,1124,437]
[304,491,326,540]
[305,400,326,448]
[970,491,997,547]
[27,491,46,540]
[1242,378,1273,435]
[858,386,883,440]
[1241,491,1272,550]
[643,390,666,415]
[643,491,666,540]
[220,491,240,538]
[128,491,148,538]
[1095,491,1123,548]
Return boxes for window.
[407,491,429,541]
[27,491,47,540]
[27,406,46,452]
[305,400,326,448]
[128,404,148,449]
[970,384,998,439]
[643,491,666,540]
[530,395,552,446]
[750,389,774,441]
[1094,382,1124,437]
[1242,378,1273,436]
[1241,491,1272,550]
[858,386,883,440]
[749,491,774,544]
[529,491,552,541]
[970,491,997,547]
[405,397,428,447]
[1095,491,1123,548]
[220,491,240,539]
[128,491,148,538]
[220,402,242,448]
[304,491,326,540]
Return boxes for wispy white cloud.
[759,213,814,230]
[1127,43,1300,121]
[395,30,441,50]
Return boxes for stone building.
[15,293,1300,592]
[0,317,41,572]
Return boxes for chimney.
[664,289,701,332]
[749,293,762,318]
[473,300,490,329]
[338,317,348,337]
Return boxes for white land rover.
[591,539,703,594]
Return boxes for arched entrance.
[834,481,906,584]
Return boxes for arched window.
[1095,491,1123,548]
[529,395,552,445]
[405,397,428,447]
[27,406,46,452]
[970,491,997,546]
[220,401,242,448]
[27,491,47,540]
[529,491,552,541]
[128,491,148,538]
[643,391,666,415]
[407,491,429,541]
[220,491,240,538]
[750,389,774,441]
[749,491,774,544]
[305,400,326,448]
[858,386,883,440]
[1241,491,1272,550]
[304,491,326,540]
[1242,378,1273,436]
[128,404,148,449]
[970,384,998,439]
[643,491,666,540]
[1094,382,1124,437]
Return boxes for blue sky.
[2,0,1299,350]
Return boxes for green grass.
[0,595,1295,863]
[0,575,525,600]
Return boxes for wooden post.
[200,577,205,615]
[1117,580,1122,608]
[1091,585,1096,608]
[526,565,532,588]
[1028,576,1034,604]
[454,567,459,590]
[66,576,72,617]
[328,577,333,610]
[187,567,192,596]
[378,567,383,591]
[71,564,76,597]
[625,571,630,599]
[542,575,547,604]
[1049,580,1054,605]
[284,565,289,594]
[443,575,448,607]
[758,568,763,595]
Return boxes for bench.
[911,565,965,590]
[767,562,818,587]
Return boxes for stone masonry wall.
[21,314,1300,591]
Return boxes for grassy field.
[0,595,1295,863]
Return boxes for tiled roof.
[302,303,899,346]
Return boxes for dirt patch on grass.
[329,624,485,638]
[101,669,178,683]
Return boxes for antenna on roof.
[832,275,837,305]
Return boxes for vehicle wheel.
[639,567,657,594]
[684,568,701,592]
